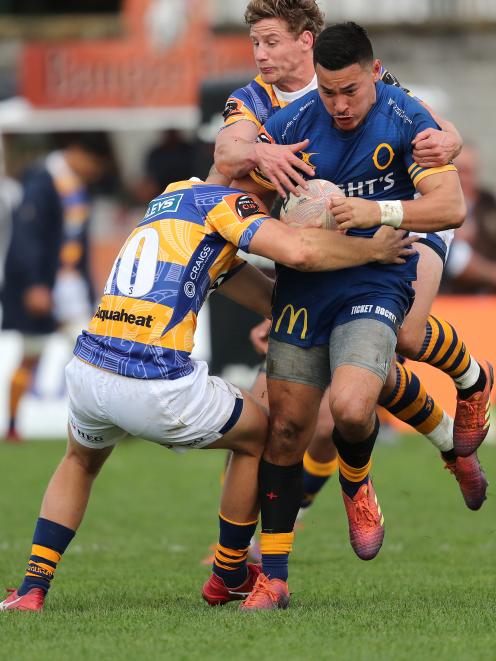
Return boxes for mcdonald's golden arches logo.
[274,304,308,339]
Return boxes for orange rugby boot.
[239,573,290,611]
[342,480,384,560]
[444,453,488,511]
[454,361,493,457]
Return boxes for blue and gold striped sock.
[415,315,481,391]
[301,451,338,509]
[333,419,379,498]
[18,517,75,595]
[382,361,454,452]
[383,361,443,435]
[260,532,294,582]
[213,513,257,588]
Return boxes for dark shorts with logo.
[267,258,417,386]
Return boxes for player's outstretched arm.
[332,170,466,232]
[249,220,417,271]
[216,263,274,319]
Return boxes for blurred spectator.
[135,129,195,203]
[443,144,496,293]
[0,132,114,442]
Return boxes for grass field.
[0,436,495,661]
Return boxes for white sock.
[454,358,480,390]
[426,412,454,453]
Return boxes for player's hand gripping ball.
[280,178,344,230]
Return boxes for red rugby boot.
[0,587,45,612]
[202,563,261,606]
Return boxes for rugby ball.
[280,178,344,230]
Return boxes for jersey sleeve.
[222,86,261,129]
[400,97,457,189]
[206,190,270,252]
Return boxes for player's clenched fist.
[254,138,314,198]
[331,195,381,230]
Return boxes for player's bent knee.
[267,416,310,462]
[331,396,374,437]
[396,325,423,358]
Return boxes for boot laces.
[352,490,377,527]
[242,574,278,606]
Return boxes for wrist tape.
[378,200,403,228]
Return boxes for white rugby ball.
[280,178,344,230]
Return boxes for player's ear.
[372,59,382,82]
[299,30,314,51]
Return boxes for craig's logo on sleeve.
[235,194,261,219]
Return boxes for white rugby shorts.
[65,357,243,451]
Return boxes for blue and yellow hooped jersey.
[74,181,270,379]
[221,67,409,130]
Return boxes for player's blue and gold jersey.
[222,67,408,130]
[74,181,269,379]
[251,81,456,348]
[251,80,456,220]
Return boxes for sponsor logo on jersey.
[94,306,154,328]
[338,172,395,196]
[235,194,261,219]
[274,304,308,339]
[144,193,183,221]
[222,98,244,120]
[281,98,315,140]
[387,98,413,125]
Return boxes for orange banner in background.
[389,296,496,430]
[19,0,254,109]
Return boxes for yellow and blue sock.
[213,513,257,588]
[18,517,75,595]
[332,417,379,498]
[415,315,485,396]
[259,459,303,582]
[301,451,338,509]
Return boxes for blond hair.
[244,0,325,39]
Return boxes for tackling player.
[0,179,413,612]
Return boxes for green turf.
[0,437,495,661]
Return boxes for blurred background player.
[0,177,413,611]
[443,143,496,293]
[133,129,195,204]
[0,132,114,443]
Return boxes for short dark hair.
[313,22,373,71]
